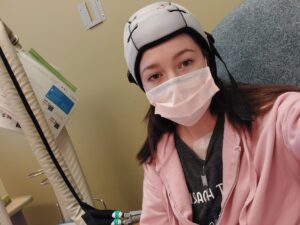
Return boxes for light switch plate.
[90,0,106,21]
[78,2,92,29]
[77,0,106,30]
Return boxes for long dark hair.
[135,28,300,164]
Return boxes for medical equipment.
[0,199,13,225]
[0,19,88,225]
[0,178,11,208]
[0,19,141,225]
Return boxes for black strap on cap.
[204,33,253,122]
[205,32,239,90]
[127,70,136,83]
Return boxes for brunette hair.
[135,29,300,164]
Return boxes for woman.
[123,2,300,225]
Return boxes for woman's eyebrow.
[141,63,160,75]
[173,49,196,60]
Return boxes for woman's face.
[139,33,207,92]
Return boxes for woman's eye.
[148,73,161,81]
[179,59,193,69]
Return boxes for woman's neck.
[176,110,217,147]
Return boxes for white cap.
[123,2,208,85]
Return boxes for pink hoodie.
[140,92,300,225]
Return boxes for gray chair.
[212,0,300,86]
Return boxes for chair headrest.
[212,0,300,86]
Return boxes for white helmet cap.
[123,2,209,87]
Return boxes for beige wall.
[0,1,241,224]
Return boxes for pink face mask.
[146,67,219,126]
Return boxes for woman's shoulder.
[276,91,300,101]
[254,91,300,125]
[268,91,300,114]
[225,91,300,138]
[261,91,300,161]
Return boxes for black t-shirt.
[175,114,224,225]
